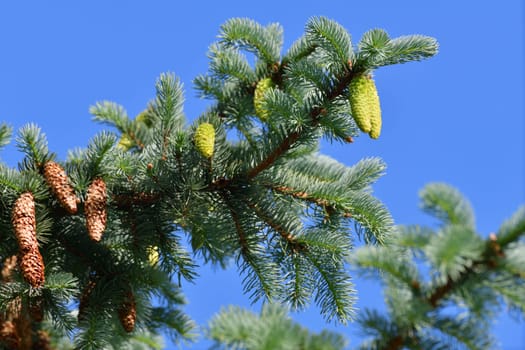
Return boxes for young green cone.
[117,134,134,151]
[254,78,274,121]
[367,78,382,139]
[349,75,382,138]
[194,123,215,158]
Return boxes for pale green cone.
[194,122,215,158]
[367,79,382,139]
[349,75,382,137]
[254,78,274,121]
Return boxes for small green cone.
[136,109,153,128]
[254,78,274,121]
[194,123,215,158]
[349,75,382,136]
[367,79,382,139]
[117,134,134,151]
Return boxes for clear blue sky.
[1,1,523,349]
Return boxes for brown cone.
[32,330,52,350]
[12,193,45,288]
[1,255,18,282]
[12,193,39,253]
[0,320,20,349]
[78,279,97,322]
[118,292,136,333]
[85,178,107,242]
[43,161,78,214]
[19,250,45,288]
[29,297,44,323]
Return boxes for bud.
[254,78,274,121]
[43,161,78,214]
[349,75,382,138]
[118,291,136,333]
[194,123,215,159]
[85,178,107,242]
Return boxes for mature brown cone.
[118,292,136,333]
[15,313,33,350]
[19,250,45,288]
[29,297,44,323]
[85,178,107,242]
[0,320,20,349]
[77,279,97,321]
[43,161,78,214]
[1,255,18,282]
[12,192,39,253]
[32,330,52,350]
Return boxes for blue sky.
[1,1,523,349]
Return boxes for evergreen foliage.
[352,183,525,349]
[207,304,347,350]
[0,17,437,349]
[207,184,525,350]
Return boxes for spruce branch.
[246,70,355,180]
[243,198,303,250]
[356,184,524,350]
[271,185,352,218]
[0,123,12,151]
[0,17,441,348]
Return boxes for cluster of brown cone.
[10,163,109,287]
[43,161,107,241]
[3,162,114,346]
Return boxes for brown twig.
[112,192,161,210]
[271,185,352,218]
[219,192,249,254]
[243,200,305,253]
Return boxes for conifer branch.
[112,192,162,210]
[382,234,512,350]
[247,130,300,179]
[271,185,352,218]
[243,199,304,252]
[220,192,249,253]
[247,70,355,179]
